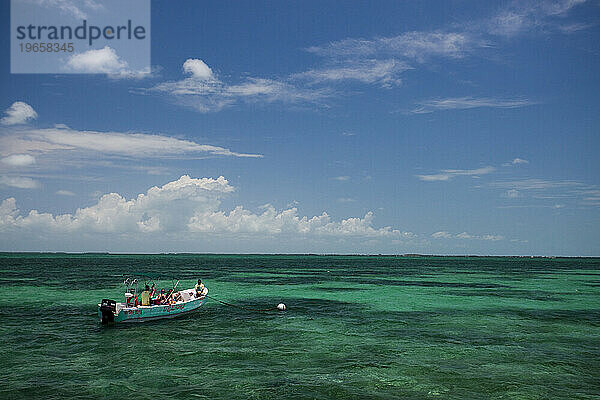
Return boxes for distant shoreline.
[0,252,598,259]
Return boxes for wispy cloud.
[417,166,495,181]
[484,0,587,37]
[0,176,40,189]
[307,31,480,62]
[491,178,580,191]
[511,158,529,165]
[332,176,350,181]
[293,59,410,87]
[1,154,36,167]
[504,189,522,198]
[145,59,332,113]
[491,178,600,206]
[431,231,504,241]
[56,190,75,196]
[411,97,536,114]
[0,126,262,159]
[502,158,530,167]
[30,0,103,20]
[557,22,595,33]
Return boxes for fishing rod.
[166,279,180,302]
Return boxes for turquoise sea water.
[0,253,599,399]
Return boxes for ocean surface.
[0,254,599,399]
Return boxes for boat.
[98,276,208,324]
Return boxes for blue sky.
[0,0,599,255]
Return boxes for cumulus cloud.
[65,46,151,79]
[411,97,536,114]
[66,46,127,73]
[188,206,401,237]
[1,102,38,126]
[183,59,215,80]
[0,175,415,241]
[417,166,495,181]
[1,154,36,167]
[0,176,40,189]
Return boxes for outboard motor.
[100,299,116,324]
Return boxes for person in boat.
[172,292,182,303]
[159,288,167,305]
[140,285,151,306]
[195,279,204,296]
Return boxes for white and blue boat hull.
[98,288,208,323]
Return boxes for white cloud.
[31,0,103,19]
[1,102,38,126]
[491,178,600,207]
[417,166,495,181]
[0,175,415,241]
[293,59,410,87]
[65,46,152,79]
[481,234,504,241]
[307,31,478,62]
[183,59,215,80]
[333,176,350,181]
[146,59,332,113]
[432,230,504,241]
[1,154,36,167]
[56,190,75,196]
[188,207,411,238]
[558,22,595,33]
[431,231,452,239]
[337,197,356,203]
[0,125,262,159]
[503,158,530,166]
[486,0,587,37]
[0,175,232,233]
[66,46,128,74]
[491,178,580,191]
[0,176,40,189]
[511,158,529,165]
[411,97,535,114]
[505,189,521,198]
[456,232,474,239]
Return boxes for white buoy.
[277,303,286,311]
